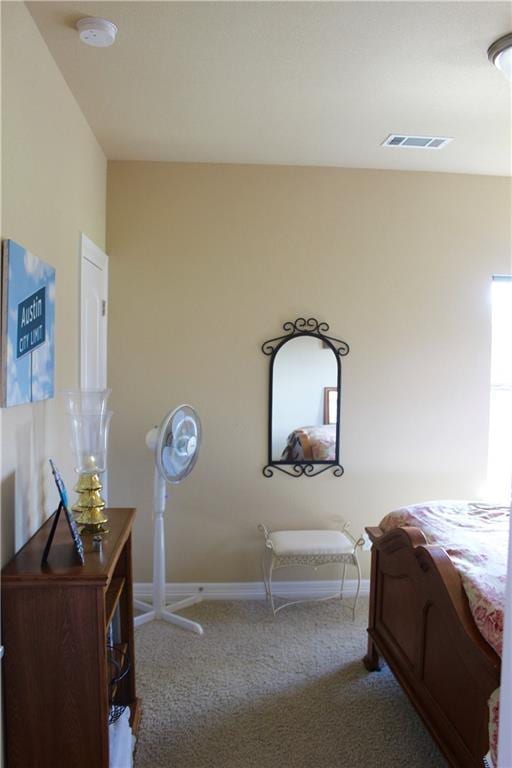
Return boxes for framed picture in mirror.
[324,387,338,425]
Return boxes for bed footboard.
[364,525,500,768]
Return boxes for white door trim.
[498,498,512,767]
[79,233,108,389]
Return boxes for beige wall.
[1,2,107,566]
[107,161,511,584]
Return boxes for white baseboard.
[133,579,369,601]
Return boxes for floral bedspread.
[379,500,509,767]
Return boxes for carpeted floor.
[134,598,445,768]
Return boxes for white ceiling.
[27,1,512,175]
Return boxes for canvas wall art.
[1,239,56,407]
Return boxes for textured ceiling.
[26,1,512,175]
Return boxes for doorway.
[80,233,108,389]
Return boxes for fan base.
[134,595,204,635]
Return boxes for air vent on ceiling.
[382,134,453,149]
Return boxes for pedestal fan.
[134,405,203,634]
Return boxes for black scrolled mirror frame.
[262,317,349,478]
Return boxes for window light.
[486,276,512,502]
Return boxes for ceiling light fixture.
[488,33,512,81]
[76,17,118,48]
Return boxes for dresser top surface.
[2,508,135,585]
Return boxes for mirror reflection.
[272,336,338,462]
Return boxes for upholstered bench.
[258,525,363,618]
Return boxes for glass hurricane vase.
[62,389,112,533]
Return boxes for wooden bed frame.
[364,525,501,768]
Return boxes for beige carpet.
[134,598,445,768]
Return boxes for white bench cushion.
[268,530,353,556]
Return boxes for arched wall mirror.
[262,318,349,477]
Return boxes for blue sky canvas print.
[2,239,55,407]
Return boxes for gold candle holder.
[72,472,109,534]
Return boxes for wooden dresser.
[2,507,140,768]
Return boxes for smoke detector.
[76,18,118,48]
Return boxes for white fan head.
[147,405,201,484]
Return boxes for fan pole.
[153,468,167,618]
[134,466,203,634]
